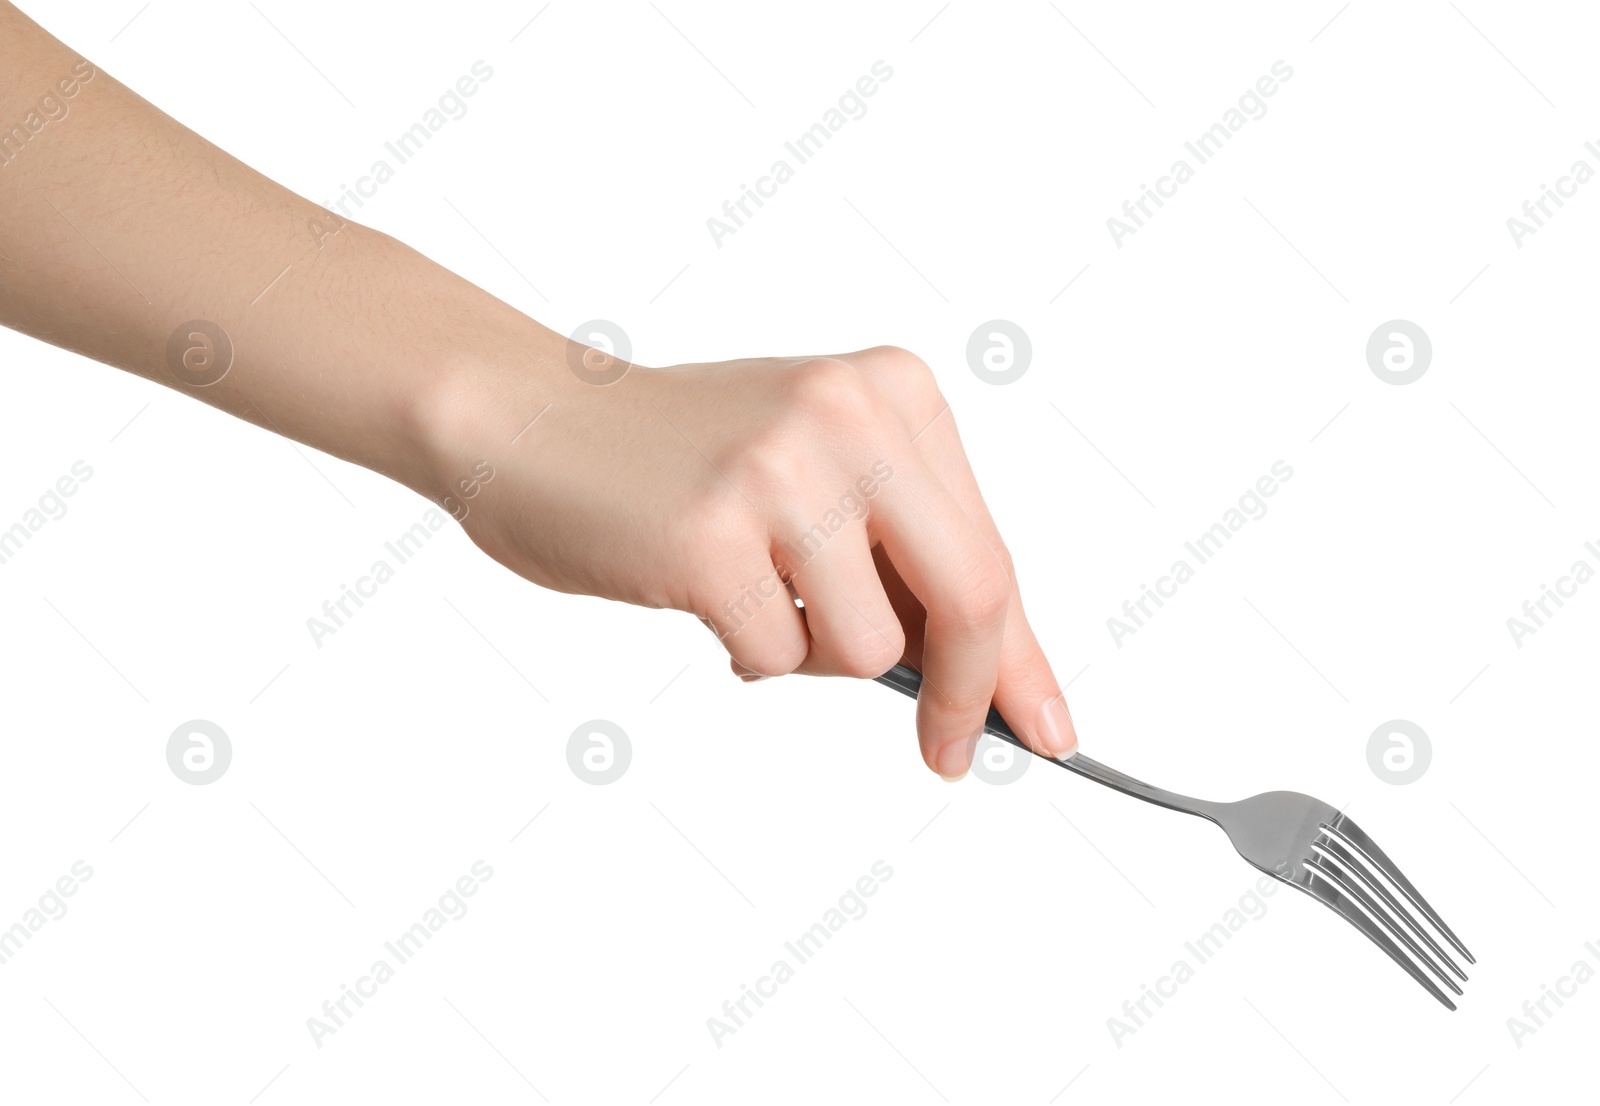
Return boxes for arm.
[0,2,1078,778]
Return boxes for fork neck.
[871,663,1224,821]
[1048,749,1226,824]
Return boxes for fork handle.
[873,663,1223,822]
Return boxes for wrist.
[401,312,571,513]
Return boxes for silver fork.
[875,663,1474,1009]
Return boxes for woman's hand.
[429,343,1078,780]
[0,3,1075,780]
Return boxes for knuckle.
[936,691,995,721]
[860,344,925,377]
[723,433,805,499]
[697,576,806,676]
[744,634,809,677]
[786,358,873,424]
[856,346,947,435]
[943,564,1011,635]
[676,483,752,554]
[834,626,906,680]
[861,345,939,395]
[989,540,1017,587]
[919,678,995,724]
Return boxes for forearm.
[0,2,558,499]
[0,3,1078,777]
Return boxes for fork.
[874,663,1474,1009]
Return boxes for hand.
[0,6,1076,780]
[428,343,1079,779]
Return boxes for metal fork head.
[870,666,1474,1008]
[1215,792,1473,1010]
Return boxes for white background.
[2,1,1596,1102]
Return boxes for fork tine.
[1301,859,1458,1010]
[1331,814,1474,965]
[1316,833,1468,982]
[1308,851,1463,996]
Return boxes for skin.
[0,3,1077,778]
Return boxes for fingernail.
[1036,694,1078,758]
[936,731,981,781]
[739,673,767,683]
